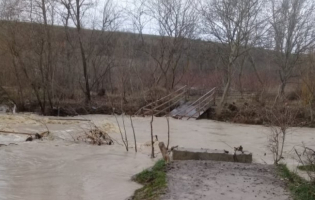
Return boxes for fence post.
[199,100,201,117]
[213,89,216,106]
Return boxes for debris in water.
[234,145,244,153]
[25,131,50,142]
[25,136,33,142]
[159,141,170,162]
[77,128,114,146]
[35,133,42,139]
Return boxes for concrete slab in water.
[173,147,252,163]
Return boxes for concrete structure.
[172,148,252,163]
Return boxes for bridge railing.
[171,87,216,119]
[134,85,187,116]
[135,86,216,119]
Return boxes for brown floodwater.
[0,114,314,200]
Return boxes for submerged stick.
[166,116,170,149]
[150,114,154,158]
[113,112,128,151]
[0,130,33,136]
[48,118,91,121]
[130,115,137,153]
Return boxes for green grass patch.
[298,165,315,172]
[132,160,167,200]
[277,164,315,200]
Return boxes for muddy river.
[0,114,314,200]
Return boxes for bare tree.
[58,0,120,104]
[35,0,58,111]
[0,0,26,109]
[150,113,155,158]
[130,115,137,153]
[114,111,129,151]
[294,144,315,183]
[300,50,315,122]
[200,0,265,112]
[144,0,198,90]
[266,106,297,164]
[0,0,60,114]
[60,0,93,103]
[126,0,149,44]
[268,0,315,99]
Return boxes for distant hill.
[0,20,277,112]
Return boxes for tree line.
[0,0,314,117]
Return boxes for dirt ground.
[162,161,291,200]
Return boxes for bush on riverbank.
[277,164,315,200]
[132,160,167,200]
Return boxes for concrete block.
[172,148,252,163]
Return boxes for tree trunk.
[41,0,54,110]
[280,80,286,97]
[310,99,314,122]
[75,0,91,104]
[79,37,91,104]
[150,114,154,158]
[218,75,231,113]
[218,59,233,114]
[166,116,170,150]
[130,116,137,153]
[12,58,24,109]
[238,56,246,98]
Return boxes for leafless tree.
[32,0,59,111]
[266,105,297,164]
[143,0,198,90]
[200,0,265,112]
[113,111,129,151]
[268,0,315,99]
[58,0,119,104]
[0,0,26,108]
[300,51,315,122]
[0,0,60,114]
[126,0,149,44]
[294,144,315,183]
[130,115,137,153]
[58,0,94,104]
[150,113,155,158]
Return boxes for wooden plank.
[181,88,216,118]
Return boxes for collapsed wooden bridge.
[135,86,216,120]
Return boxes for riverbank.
[131,160,167,200]
[278,164,315,200]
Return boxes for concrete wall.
[172,148,252,163]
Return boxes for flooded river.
[0,114,314,200]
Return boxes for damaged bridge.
[135,86,216,120]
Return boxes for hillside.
[0,20,278,114]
